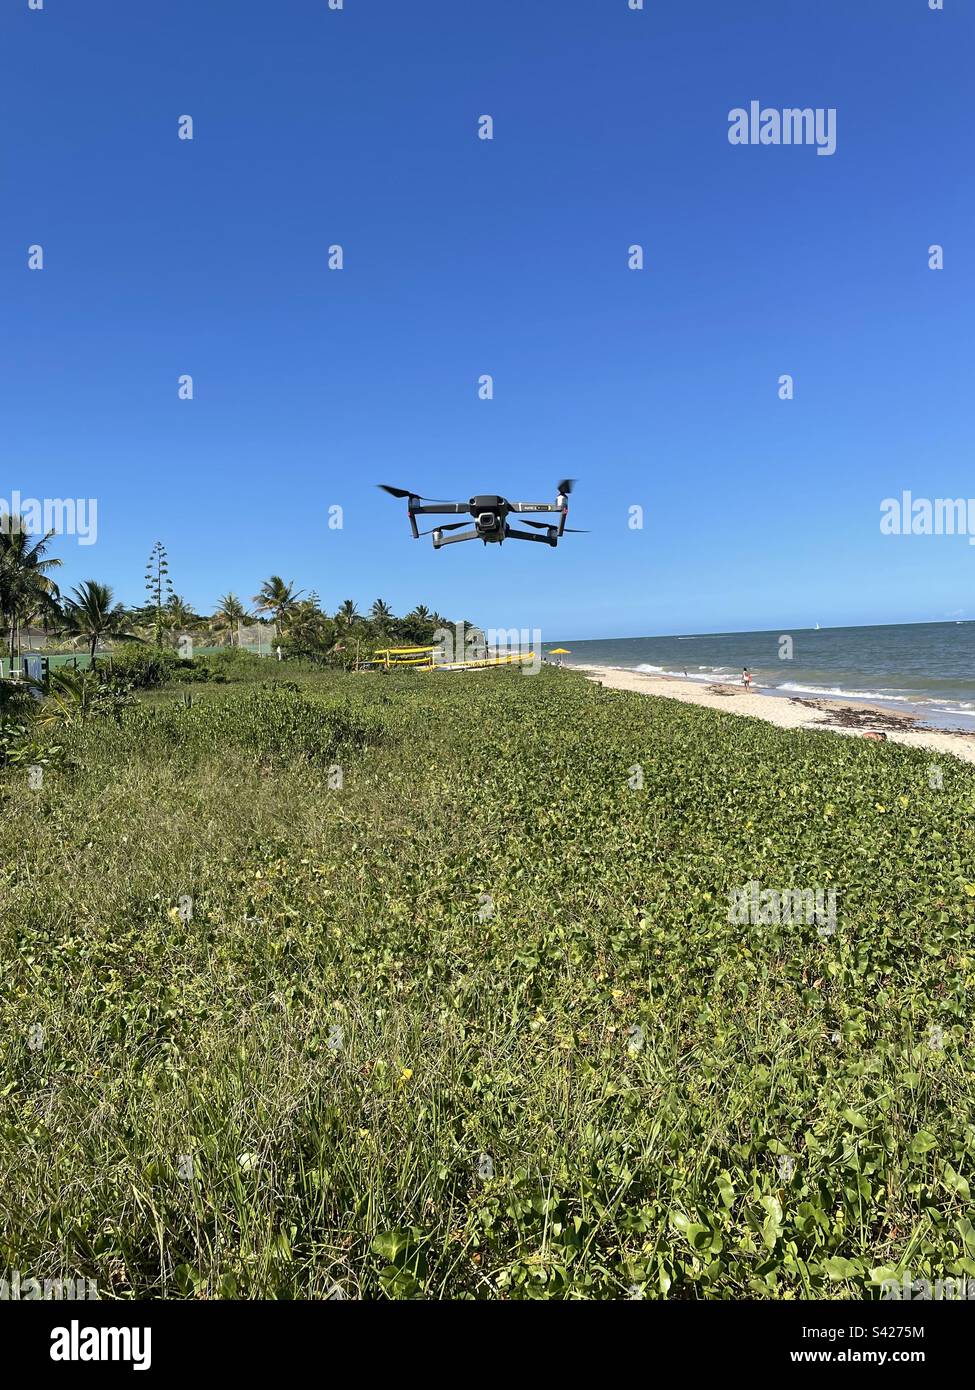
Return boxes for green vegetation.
[1,516,474,675]
[59,580,142,664]
[2,664,973,1298]
[0,522,62,664]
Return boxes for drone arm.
[431,528,479,549]
[505,525,557,546]
[407,500,467,540]
[508,499,570,534]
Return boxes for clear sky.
[3,0,972,640]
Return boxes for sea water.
[554,622,975,731]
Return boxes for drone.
[378,479,585,549]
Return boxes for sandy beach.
[573,664,975,766]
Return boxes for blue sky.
[3,0,972,640]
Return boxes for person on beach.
[742,668,753,690]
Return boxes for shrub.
[89,684,385,767]
[109,645,181,689]
[0,715,63,771]
[196,649,268,677]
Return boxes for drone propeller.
[378,484,461,509]
[378,484,421,499]
[557,478,576,496]
[521,518,588,533]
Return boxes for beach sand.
[572,665,975,766]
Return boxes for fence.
[1,652,100,680]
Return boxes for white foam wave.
[634,664,737,683]
[776,682,975,716]
[777,681,915,702]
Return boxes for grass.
[1,665,974,1299]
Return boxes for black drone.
[378,479,585,549]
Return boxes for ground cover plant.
[1,667,974,1299]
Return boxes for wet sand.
[572,664,975,766]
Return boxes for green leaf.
[943,1164,970,1199]
[716,1171,736,1209]
[957,1218,975,1253]
[760,1196,784,1249]
[841,1109,868,1130]
[909,1129,938,1157]
[371,1228,412,1264]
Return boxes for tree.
[369,599,394,638]
[252,576,303,637]
[144,542,174,648]
[213,593,248,647]
[336,598,360,628]
[161,594,202,646]
[0,520,62,666]
[399,603,456,646]
[60,581,142,666]
[282,600,334,659]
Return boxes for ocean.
[554,622,975,731]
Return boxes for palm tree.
[59,580,142,666]
[369,599,394,638]
[252,576,303,637]
[20,586,62,643]
[0,521,62,666]
[399,602,447,645]
[284,600,334,657]
[161,593,202,646]
[336,598,360,628]
[36,668,98,728]
[213,592,248,647]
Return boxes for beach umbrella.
[548,647,571,654]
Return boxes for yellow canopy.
[548,647,571,654]
[374,646,436,655]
